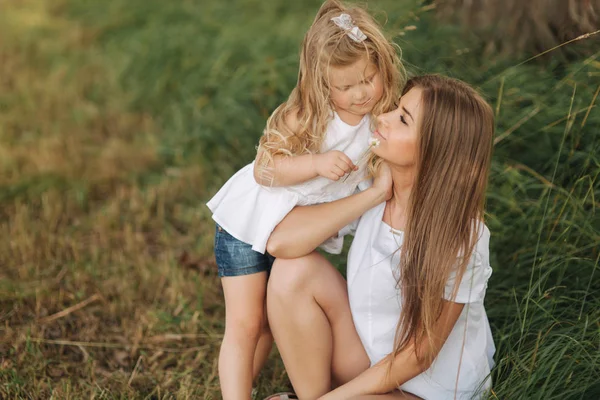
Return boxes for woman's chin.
[371,146,384,158]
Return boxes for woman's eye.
[400,115,407,125]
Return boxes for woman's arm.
[267,187,385,258]
[320,300,465,399]
[266,163,392,259]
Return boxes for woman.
[265,75,496,399]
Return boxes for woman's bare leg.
[267,252,369,399]
[350,391,422,399]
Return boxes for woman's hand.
[372,161,393,202]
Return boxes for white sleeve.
[444,250,492,303]
[336,178,369,238]
[318,218,360,254]
[339,218,359,238]
[318,179,370,254]
[357,177,373,192]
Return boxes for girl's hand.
[313,151,357,181]
[372,161,393,201]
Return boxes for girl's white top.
[343,202,495,400]
[206,113,373,254]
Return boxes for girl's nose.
[356,87,368,101]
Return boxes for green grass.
[0,0,598,398]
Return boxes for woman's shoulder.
[467,221,491,269]
[474,221,490,253]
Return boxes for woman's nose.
[376,114,389,128]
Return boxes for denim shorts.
[214,224,276,277]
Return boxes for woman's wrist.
[366,186,389,206]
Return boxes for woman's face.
[372,87,423,167]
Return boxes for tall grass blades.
[1,0,598,398]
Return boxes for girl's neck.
[335,109,366,126]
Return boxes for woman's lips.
[373,130,386,140]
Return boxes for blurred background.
[0,0,598,398]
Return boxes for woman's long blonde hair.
[256,0,405,176]
[391,75,494,366]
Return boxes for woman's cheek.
[400,139,418,165]
[386,137,417,165]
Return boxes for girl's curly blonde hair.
[256,0,405,180]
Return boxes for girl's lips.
[355,98,372,107]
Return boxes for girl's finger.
[335,160,353,173]
[338,153,356,170]
[332,165,346,177]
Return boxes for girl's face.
[372,87,423,167]
[328,56,384,125]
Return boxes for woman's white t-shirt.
[344,202,495,400]
[206,113,372,254]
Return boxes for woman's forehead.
[400,88,421,105]
[398,87,422,116]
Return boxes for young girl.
[206,0,405,398]
[265,75,496,399]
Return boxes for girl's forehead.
[328,58,378,86]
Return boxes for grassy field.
[0,0,598,399]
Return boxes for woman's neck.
[390,165,415,211]
[383,166,415,231]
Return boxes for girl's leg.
[267,252,370,399]
[252,309,273,378]
[219,272,268,400]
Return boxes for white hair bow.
[330,13,367,43]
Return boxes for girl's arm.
[266,164,393,259]
[253,151,356,187]
[320,300,465,400]
[253,152,317,187]
[253,111,356,187]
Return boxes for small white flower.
[369,137,380,148]
[342,137,379,183]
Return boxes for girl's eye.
[400,115,407,125]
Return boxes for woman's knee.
[268,252,327,299]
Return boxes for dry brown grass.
[3,0,598,398]
[0,0,290,398]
